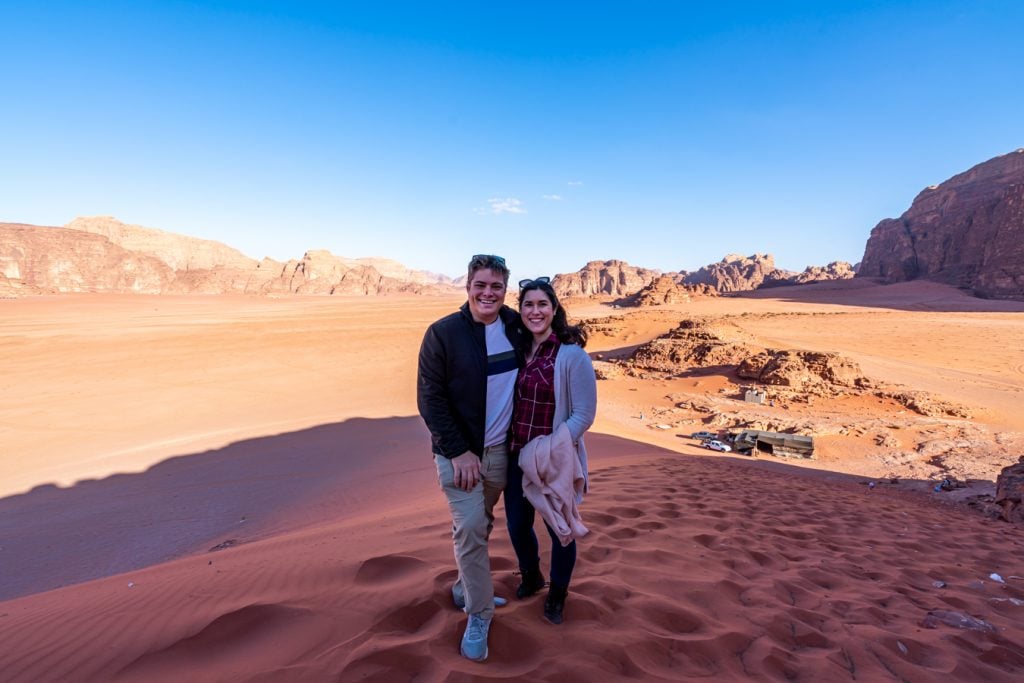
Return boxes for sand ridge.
[1,440,1022,681]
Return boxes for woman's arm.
[563,347,597,442]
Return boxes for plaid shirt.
[509,334,561,453]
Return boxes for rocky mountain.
[623,274,718,306]
[756,261,858,288]
[1,222,174,295]
[552,260,660,298]
[67,216,256,271]
[858,148,1024,299]
[546,254,856,303]
[681,253,794,293]
[1,218,458,296]
[789,261,857,285]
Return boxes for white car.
[702,439,732,453]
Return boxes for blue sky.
[2,1,1022,280]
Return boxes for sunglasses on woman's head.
[518,276,551,289]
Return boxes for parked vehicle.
[691,430,717,440]
[702,439,732,452]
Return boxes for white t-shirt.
[483,318,517,447]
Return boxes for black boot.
[515,567,546,599]
[543,584,568,624]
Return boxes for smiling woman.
[506,276,596,625]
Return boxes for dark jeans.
[505,451,577,588]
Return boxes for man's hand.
[451,451,482,491]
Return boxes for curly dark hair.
[518,278,587,348]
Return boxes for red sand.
[2,287,1024,681]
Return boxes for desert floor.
[1,283,1023,681]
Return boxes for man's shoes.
[543,584,568,625]
[452,585,507,610]
[515,567,546,599]
[460,613,491,661]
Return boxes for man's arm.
[417,324,470,458]
[417,324,481,491]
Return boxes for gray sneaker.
[460,613,491,662]
[452,585,507,610]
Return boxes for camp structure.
[744,388,767,404]
[733,429,814,459]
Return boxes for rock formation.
[553,255,854,301]
[787,261,857,285]
[682,253,791,293]
[622,274,718,306]
[858,149,1024,299]
[1,219,458,296]
[552,260,659,299]
[67,216,256,271]
[1,222,174,295]
[629,319,757,372]
[994,456,1024,524]
[628,317,876,397]
[624,317,971,413]
[736,349,872,393]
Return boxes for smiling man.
[416,253,524,662]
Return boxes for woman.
[505,276,597,624]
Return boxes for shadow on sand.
[0,416,435,602]
[736,278,1024,313]
[0,421,973,604]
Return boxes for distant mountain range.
[3,149,1023,299]
[0,216,455,297]
[551,255,857,303]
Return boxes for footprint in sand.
[585,511,617,527]
[636,600,704,636]
[606,505,645,519]
[340,649,436,683]
[368,598,445,636]
[609,527,639,540]
[353,554,429,586]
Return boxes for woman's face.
[521,289,555,338]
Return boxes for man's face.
[466,268,507,324]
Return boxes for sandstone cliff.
[552,260,660,299]
[623,274,718,306]
[858,149,1024,299]
[552,254,855,302]
[682,253,794,293]
[1,220,458,296]
[1,223,174,295]
[789,261,857,285]
[67,216,256,271]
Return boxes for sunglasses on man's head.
[518,276,551,288]
[471,254,506,267]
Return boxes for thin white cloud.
[542,194,562,201]
[567,180,583,187]
[487,197,526,214]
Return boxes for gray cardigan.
[552,343,597,492]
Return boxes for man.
[417,254,523,662]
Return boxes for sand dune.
[2,285,1023,680]
[2,435,1022,681]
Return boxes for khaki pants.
[434,444,508,619]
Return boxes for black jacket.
[417,303,525,459]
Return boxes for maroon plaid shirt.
[509,334,560,453]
